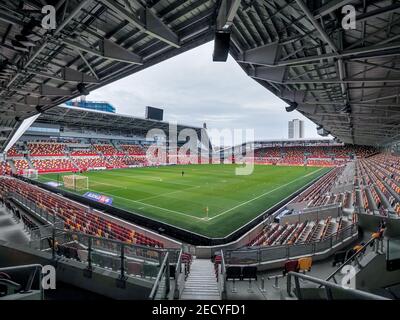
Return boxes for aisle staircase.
[181,258,221,300]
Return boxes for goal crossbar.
[62,174,88,191]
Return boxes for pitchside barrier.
[17,169,332,247]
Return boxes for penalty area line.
[87,189,206,221]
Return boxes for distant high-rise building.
[288,119,304,139]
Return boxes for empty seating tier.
[31,158,76,173]
[249,216,353,247]
[28,143,66,156]
[0,161,11,175]
[120,144,146,155]
[0,177,164,248]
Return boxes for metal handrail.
[149,252,170,300]
[220,249,226,299]
[287,271,389,300]
[225,223,358,264]
[8,192,64,228]
[0,264,44,300]
[324,235,378,284]
[51,227,165,255]
[175,249,182,275]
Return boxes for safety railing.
[324,233,383,285]
[44,228,166,281]
[149,253,170,300]
[286,272,389,300]
[355,206,400,218]
[224,224,358,265]
[173,249,183,295]
[219,249,227,299]
[8,192,64,229]
[0,264,44,300]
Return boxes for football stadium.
[0,0,400,306]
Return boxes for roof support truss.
[98,0,180,48]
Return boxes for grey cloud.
[88,42,321,144]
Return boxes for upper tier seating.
[7,146,23,157]
[0,177,164,248]
[72,157,109,170]
[70,149,98,156]
[93,144,122,155]
[355,154,400,216]
[28,143,66,156]
[13,159,30,173]
[253,145,376,166]
[31,158,76,173]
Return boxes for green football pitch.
[38,164,330,237]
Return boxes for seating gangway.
[180,258,221,300]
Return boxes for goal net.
[62,175,89,191]
[22,169,38,180]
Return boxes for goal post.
[22,168,38,180]
[62,174,89,191]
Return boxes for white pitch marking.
[137,185,201,202]
[86,188,205,221]
[101,171,197,187]
[207,168,325,221]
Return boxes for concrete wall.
[0,242,155,300]
[356,252,400,292]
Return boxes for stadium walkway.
[181,259,221,300]
[0,205,29,245]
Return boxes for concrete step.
[181,258,221,300]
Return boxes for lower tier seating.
[0,177,164,248]
[13,159,30,174]
[0,161,11,175]
[249,216,354,247]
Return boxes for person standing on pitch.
[182,170,184,177]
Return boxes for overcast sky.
[87,41,321,145]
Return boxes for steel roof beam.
[313,0,355,19]
[63,38,143,65]
[28,67,99,84]
[216,0,241,31]
[98,0,180,48]
[282,78,400,84]
[357,2,400,24]
[6,0,93,89]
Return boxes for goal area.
[62,175,89,191]
[22,169,38,180]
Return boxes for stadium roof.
[36,105,205,137]
[0,0,400,151]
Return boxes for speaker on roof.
[213,32,231,62]
[285,102,298,112]
[77,83,90,96]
